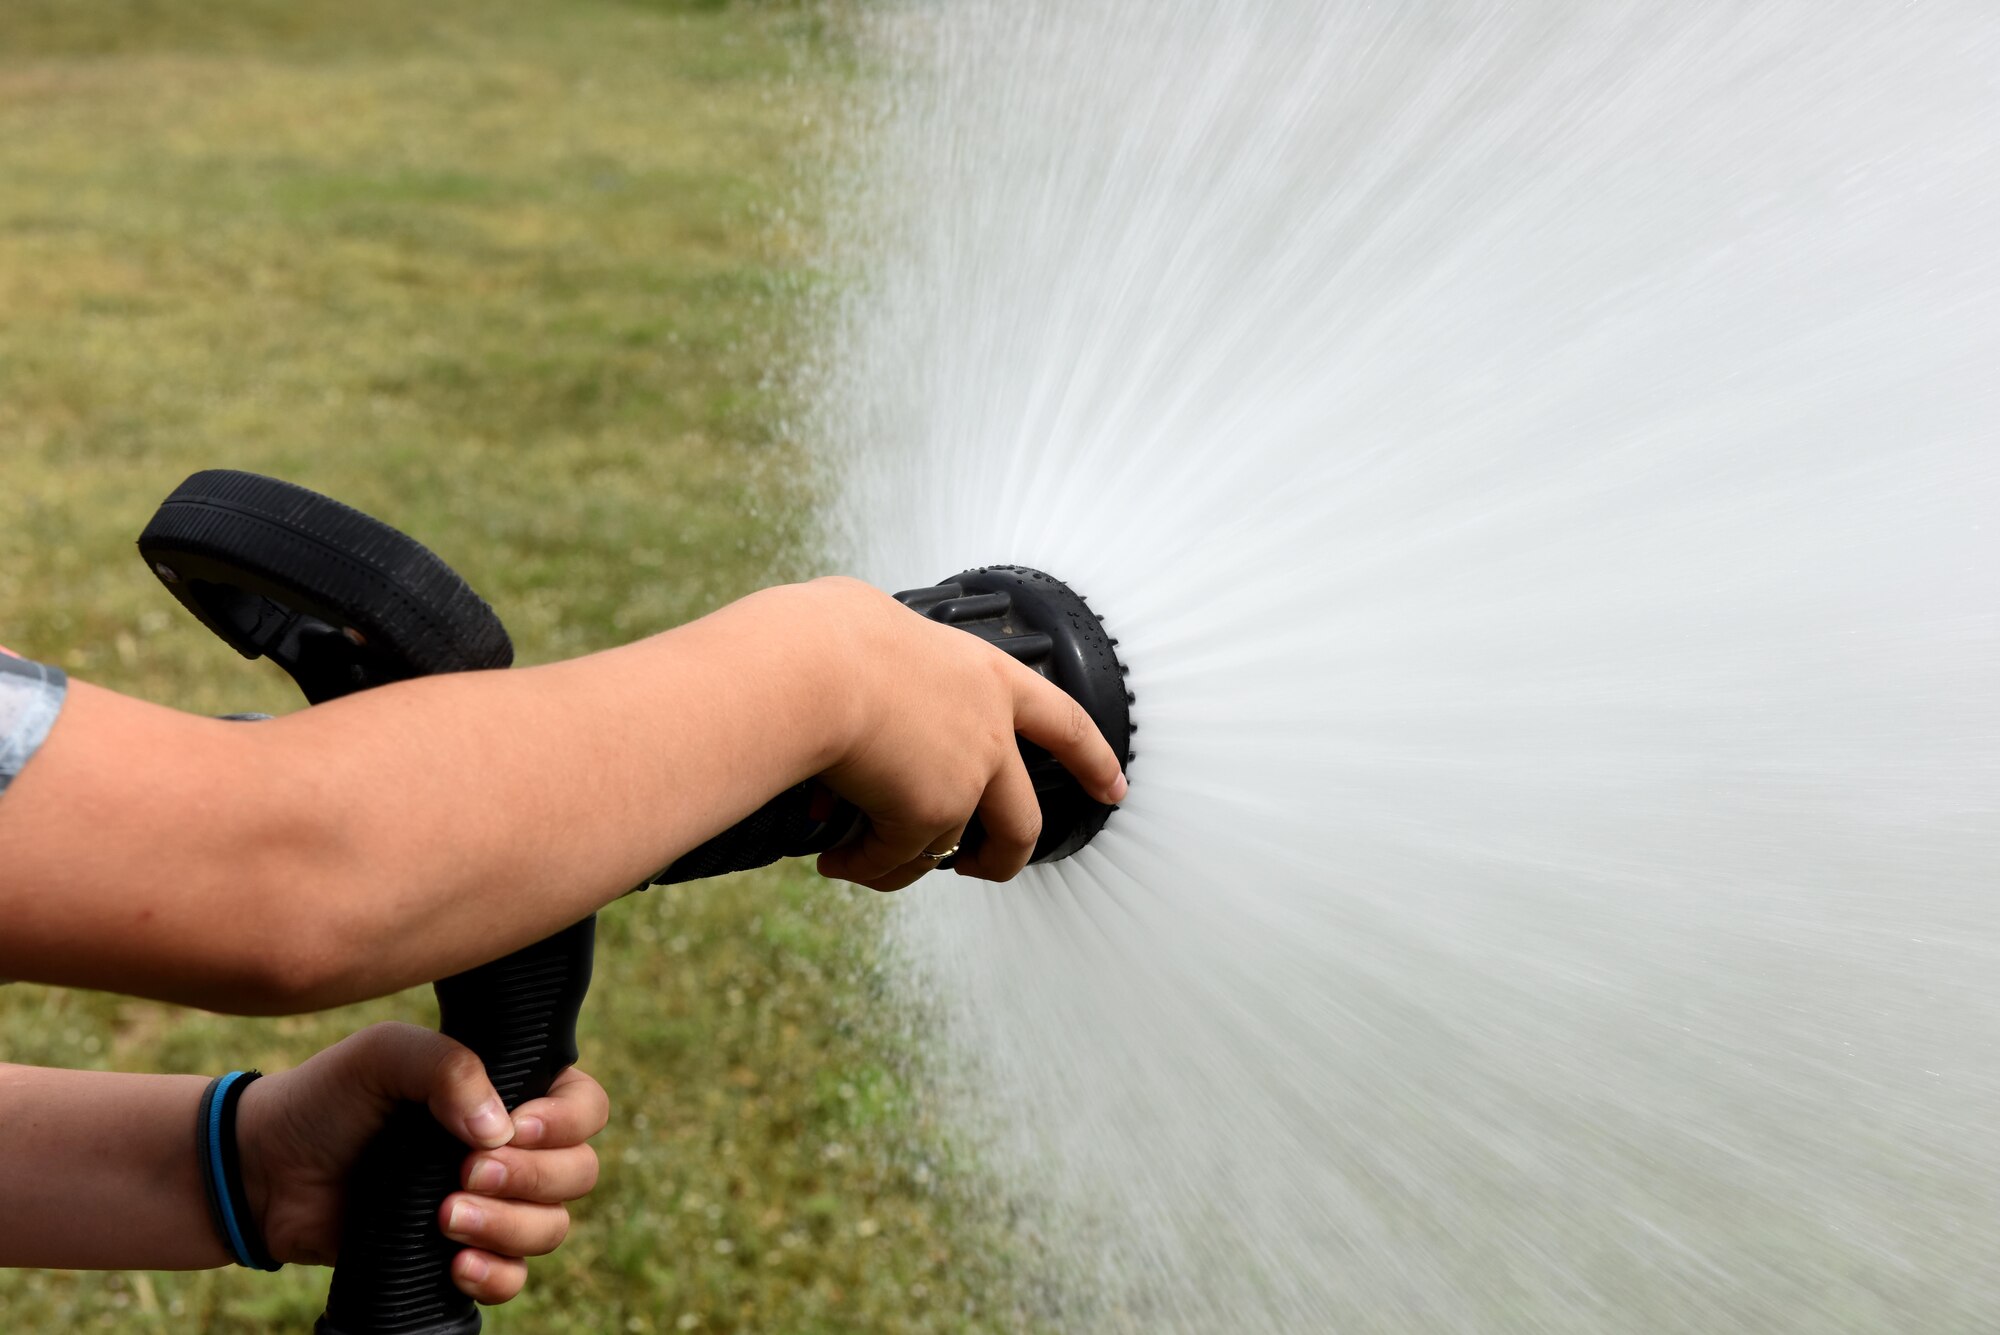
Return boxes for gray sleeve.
[0,653,68,799]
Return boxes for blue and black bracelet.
[195,1071,282,1272]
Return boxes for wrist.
[729,579,878,774]
[197,1071,283,1271]
[233,1076,279,1262]
[789,577,893,771]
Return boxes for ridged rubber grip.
[317,917,597,1335]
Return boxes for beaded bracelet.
[195,1071,283,1272]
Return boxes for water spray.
[136,467,1133,1335]
[813,2,2000,1331]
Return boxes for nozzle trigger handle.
[316,918,595,1335]
[139,470,589,1335]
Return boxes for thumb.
[352,1022,514,1151]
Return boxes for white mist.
[813,4,2000,1330]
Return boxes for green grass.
[0,3,1045,1331]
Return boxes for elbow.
[218,909,377,1016]
[204,887,383,1016]
[185,723,478,1014]
[199,778,393,1015]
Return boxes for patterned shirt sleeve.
[0,648,68,800]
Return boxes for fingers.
[452,1250,528,1305]
[1010,669,1127,805]
[509,1066,611,1149]
[462,1143,600,1204]
[856,821,970,894]
[362,1029,608,1157]
[441,1065,607,1306]
[952,756,1038,882]
[460,1067,605,1204]
[423,1044,513,1150]
[347,1023,513,1151]
[441,1193,570,1258]
[817,814,952,887]
[811,622,1124,892]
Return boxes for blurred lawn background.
[0,2,1046,1331]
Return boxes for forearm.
[270,583,862,997]
[0,583,861,1012]
[0,1064,226,1270]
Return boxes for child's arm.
[0,578,1127,1013]
[0,1024,607,1304]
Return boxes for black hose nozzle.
[138,471,1133,1335]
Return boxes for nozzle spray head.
[895,565,1134,863]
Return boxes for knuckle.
[543,1210,572,1253]
[354,1020,419,1062]
[993,838,1034,870]
[501,1149,538,1192]
[851,863,897,889]
[476,1257,525,1302]
[987,802,1040,847]
[439,1047,487,1089]
[862,840,908,873]
[1013,812,1044,848]
[585,1083,611,1131]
